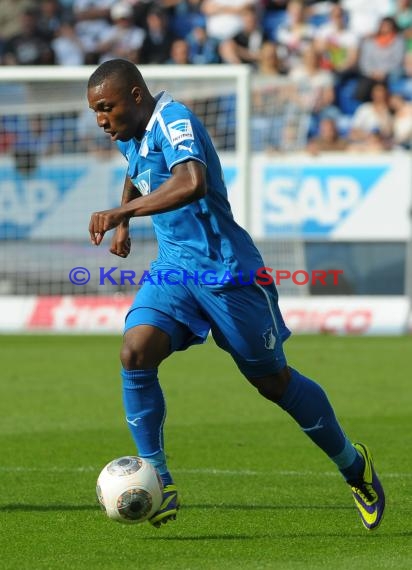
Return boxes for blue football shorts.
[124,276,291,378]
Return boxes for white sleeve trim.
[168,156,207,171]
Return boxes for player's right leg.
[121,280,209,485]
[120,276,211,526]
[121,320,170,484]
[121,312,187,527]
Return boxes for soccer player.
[87,59,385,530]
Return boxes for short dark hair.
[88,59,144,91]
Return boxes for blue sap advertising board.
[0,158,240,240]
[262,165,388,237]
[0,165,86,239]
[1,155,408,240]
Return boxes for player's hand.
[89,208,128,246]
[110,225,131,258]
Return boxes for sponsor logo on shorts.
[262,327,276,350]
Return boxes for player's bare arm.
[89,161,206,246]
[109,175,141,257]
[124,160,206,216]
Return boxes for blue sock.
[278,368,364,481]
[121,368,173,486]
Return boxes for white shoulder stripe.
[156,112,173,145]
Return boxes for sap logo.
[263,166,387,234]
[0,167,85,238]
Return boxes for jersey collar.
[145,91,173,132]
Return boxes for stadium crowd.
[1,0,412,154]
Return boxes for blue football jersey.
[117,91,263,286]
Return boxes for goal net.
[0,65,311,298]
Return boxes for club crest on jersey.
[167,119,194,146]
[134,169,151,195]
[262,327,276,350]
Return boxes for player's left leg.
[246,367,364,481]
[246,367,385,530]
[199,282,385,529]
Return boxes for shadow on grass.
[0,504,100,512]
[2,503,411,539]
[185,503,355,511]
[142,531,412,540]
[0,503,352,513]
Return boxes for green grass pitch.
[1,334,411,569]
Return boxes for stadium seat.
[389,76,412,100]
[262,10,287,42]
[170,13,206,39]
[308,13,329,27]
[335,78,361,116]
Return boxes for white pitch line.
[0,466,410,478]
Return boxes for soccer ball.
[96,456,163,524]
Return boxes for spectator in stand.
[393,1,412,78]
[262,0,288,10]
[201,0,258,43]
[167,38,191,64]
[276,0,316,73]
[52,19,86,65]
[305,0,336,20]
[73,0,116,64]
[11,113,69,174]
[161,0,203,14]
[37,0,67,42]
[260,0,288,40]
[255,40,283,76]
[95,2,145,63]
[0,0,33,40]
[314,4,359,79]
[349,82,393,144]
[250,40,290,150]
[341,0,395,38]
[0,120,17,154]
[161,0,204,37]
[393,0,412,31]
[138,6,175,64]
[306,116,348,155]
[60,0,75,9]
[389,91,412,148]
[356,17,405,101]
[289,41,337,121]
[219,5,267,65]
[128,0,157,29]
[185,20,220,64]
[347,128,391,153]
[2,5,55,65]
